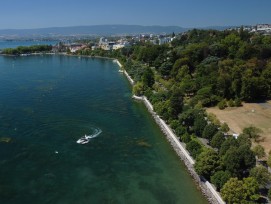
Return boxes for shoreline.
[0,53,225,203]
[121,60,225,204]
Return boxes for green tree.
[153,100,171,121]
[171,57,190,77]
[186,140,202,159]
[141,67,154,88]
[242,177,260,202]
[234,98,242,107]
[221,177,259,204]
[220,122,230,133]
[133,82,144,96]
[221,33,241,58]
[202,123,218,141]
[179,108,204,131]
[238,144,256,175]
[237,134,252,148]
[249,166,271,187]
[221,177,245,204]
[228,99,235,107]
[252,144,266,159]
[267,154,271,168]
[159,61,173,76]
[195,86,217,107]
[268,188,271,200]
[210,170,231,191]
[207,113,220,126]
[169,89,183,119]
[219,136,238,156]
[193,115,207,137]
[181,132,191,143]
[175,125,187,137]
[223,147,242,177]
[210,131,225,149]
[243,126,263,142]
[217,99,227,110]
[223,145,256,177]
[195,149,221,180]
[241,77,269,102]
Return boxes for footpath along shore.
[116,59,225,204]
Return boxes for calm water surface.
[0,55,208,204]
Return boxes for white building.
[158,37,172,45]
[113,41,130,50]
[257,24,271,32]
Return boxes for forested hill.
[128,29,271,107]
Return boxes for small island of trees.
[2,45,52,55]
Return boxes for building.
[98,37,130,50]
[257,24,271,32]
[158,37,172,45]
[69,43,87,53]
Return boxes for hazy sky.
[1,0,271,29]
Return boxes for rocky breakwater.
[134,96,225,204]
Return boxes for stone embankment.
[119,59,225,204]
[115,60,135,85]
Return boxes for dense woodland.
[5,29,271,203]
[79,29,271,203]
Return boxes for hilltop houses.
[69,43,87,53]
[51,33,176,53]
[229,24,271,34]
[95,37,130,50]
[256,24,271,33]
[158,36,173,45]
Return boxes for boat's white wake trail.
[77,128,102,144]
[85,128,102,139]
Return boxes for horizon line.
[0,24,248,31]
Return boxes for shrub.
[228,99,235,107]
[234,98,242,107]
[218,100,227,110]
[181,132,191,143]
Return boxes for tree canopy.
[195,149,221,180]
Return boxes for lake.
[0,55,208,204]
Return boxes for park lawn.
[207,101,271,153]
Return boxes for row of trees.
[2,45,53,55]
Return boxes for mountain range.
[0,25,233,38]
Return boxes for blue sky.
[1,0,271,29]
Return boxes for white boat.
[76,128,102,145]
[76,135,90,144]
[118,70,124,73]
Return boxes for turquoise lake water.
[0,55,208,204]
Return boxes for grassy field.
[207,101,271,153]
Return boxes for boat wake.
[76,128,102,144]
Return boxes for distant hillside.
[0,25,187,37]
